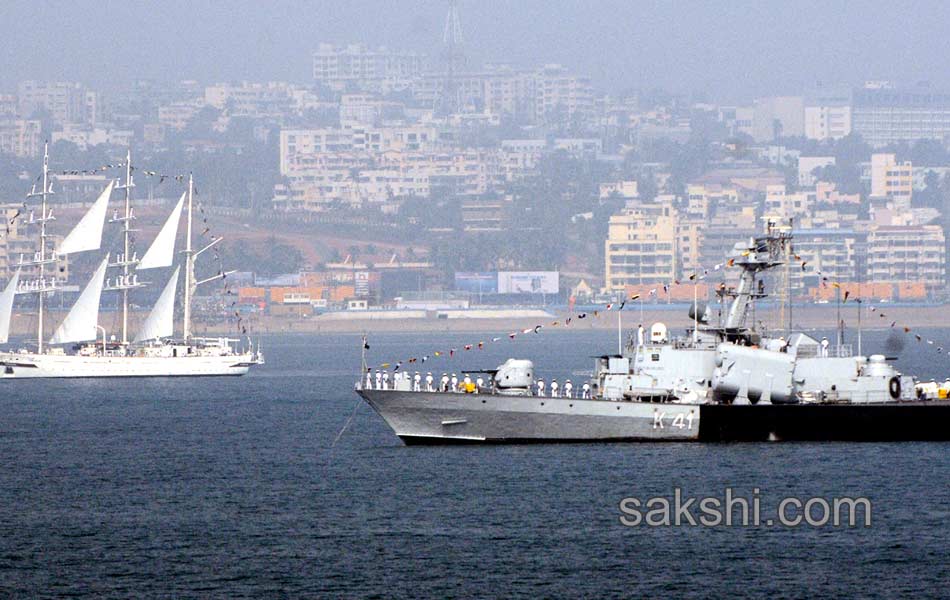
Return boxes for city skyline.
[2,0,950,101]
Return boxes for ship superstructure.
[356,228,948,443]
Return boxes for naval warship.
[356,230,950,443]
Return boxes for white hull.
[0,351,258,378]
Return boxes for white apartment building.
[0,119,42,158]
[17,81,97,125]
[804,105,852,141]
[312,44,426,93]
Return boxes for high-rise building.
[16,81,97,124]
[311,44,426,93]
[867,225,945,288]
[852,83,950,146]
[604,202,678,290]
[869,153,913,206]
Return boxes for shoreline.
[8,304,944,338]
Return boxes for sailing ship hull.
[357,389,701,443]
[0,352,257,378]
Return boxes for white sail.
[133,266,179,343]
[0,269,20,344]
[50,256,109,345]
[138,192,185,270]
[57,181,114,255]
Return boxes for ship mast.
[30,143,53,353]
[122,149,132,344]
[107,148,147,344]
[183,174,194,341]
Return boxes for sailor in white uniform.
[820,337,830,357]
[374,370,382,390]
[536,378,545,397]
[550,379,559,398]
[475,375,484,393]
[382,370,390,390]
[450,373,459,391]
[413,371,422,391]
[581,382,591,399]
[564,379,573,398]
[425,372,434,392]
[365,370,373,389]
[440,373,450,392]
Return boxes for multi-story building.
[604,201,678,290]
[311,44,426,93]
[869,153,913,207]
[764,184,814,219]
[0,204,68,283]
[51,125,134,152]
[0,119,42,157]
[535,64,594,125]
[804,105,851,141]
[867,225,945,288]
[17,81,97,125]
[203,82,296,118]
[157,101,204,131]
[852,83,950,146]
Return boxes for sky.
[2,0,950,102]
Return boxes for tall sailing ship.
[0,145,263,378]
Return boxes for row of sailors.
[365,370,591,398]
[535,378,591,399]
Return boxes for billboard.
[454,272,498,294]
[497,271,559,295]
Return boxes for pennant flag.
[904,327,911,333]
[606,303,613,310]
[434,351,441,357]
[464,344,472,351]
[381,363,391,368]
[630,294,641,300]
[843,291,850,302]
[649,289,657,297]
[727,259,735,268]
[477,342,484,349]
[509,333,517,339]
[491,337,501,342]
[714,263,723,271]
[741,250,751,257]
[593,310,599,317]
[450,349,456,357]
[801,261,807,271]
[891,321,896,327]
[522,327,533,334]
[578,313,587,319]
[551,321,559,326]
[422,356,429,362]
[688,273,697,281]
[565,317,572,325]
[662,284,669,294]
[618,301,625,310]
[534,325,542,334]
[362,336,370,350]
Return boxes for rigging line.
[326,395,363,461]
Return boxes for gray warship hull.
[358,390,950,444]
[358,390,701,443]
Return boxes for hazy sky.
[3,0,949,101]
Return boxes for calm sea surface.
[1,328,949,598]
